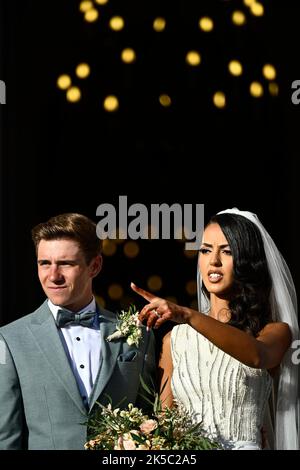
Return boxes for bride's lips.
[207,270,223,283]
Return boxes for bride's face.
[199,223,234,297]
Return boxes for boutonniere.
[106,304,143,347]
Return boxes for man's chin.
[46,292,69,306]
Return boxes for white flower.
[106,305,143,347]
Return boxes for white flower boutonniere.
[106,304,143,347]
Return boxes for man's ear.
[89,255,103,278]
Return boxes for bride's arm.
[132,283,291,370]
[158,331,174,409]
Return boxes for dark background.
[1,0,300,326]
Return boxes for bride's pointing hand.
[131,282,188,329]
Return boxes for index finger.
[130,282,156,302]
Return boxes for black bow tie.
[56,309,96,328]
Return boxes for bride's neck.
[209,295,231,323]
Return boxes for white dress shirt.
[48,298,101,408]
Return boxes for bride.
[131,208,299,450]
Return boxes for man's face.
[37,238,102,312]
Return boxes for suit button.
[76,337,81,341]
[80,364,85,369]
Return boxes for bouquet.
[85,379,221,450]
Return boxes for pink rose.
[140,419,158,434]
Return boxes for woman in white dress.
[131,208,299,450]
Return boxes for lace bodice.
[171,324,272,448]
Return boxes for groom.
[0,213,156,450]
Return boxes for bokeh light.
[153,17,166,32]
[103,95,119,112]
[147,275,163,292]
[213,91,226,108]
[57,74,72,90]
[66,86,81,102]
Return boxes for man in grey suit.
[0,213,156,450]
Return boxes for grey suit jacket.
[0,301,156,450]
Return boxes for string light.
[109,16,125,31]
[186,51,201,66]
[108,284,124,300]
[121,48,136,64]
[213,91,226,108]
[76,63,91,78]
[199,17,214,32]
[79,1,93,13]
[250,81,264,97]
[232,11,246,26]
[57,74,72,90]
[66,86,81,102]
[269,82,279,96]
[250,2,264,17]
[153,17,166,32]
[262,64,276,80]
[228,60,243,76]
[159,94,172,107]
[59,2,277,110]
[84,9,99,22]
[102,240,117,256]
[103,95,119,112]
[147,275,163,292]
[123,241,140,258]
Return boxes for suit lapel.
[89,315,121,411]
[28,302,87,415]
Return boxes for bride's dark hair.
[202,213,272,336]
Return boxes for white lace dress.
[171,324,272,450]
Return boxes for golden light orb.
[250,2,264,16]
[186,51,201,66]
[66,86,81,102]
[57,74,72,90]
[76,63,91,79]
[147,275,163,292]
[79,1,93,13]
[199,17,214,32]
[228,60,243,76]
[232,11,246,26]
[243,0,256,6]
[109,16,125,31]
[121,48,136,63]
[159,94,172,107]
[262,64,276,81]
[269,82,279,96]
[95,0,108,4]
[102,239,117,256]
[123,241,140,258]
[108,284,124,300]
[84,8,99,22]
[103,95,119,112]
[153,17,166,32]
[250,81,264,97]
[213,91,226,108]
